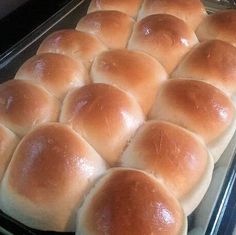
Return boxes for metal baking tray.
[0,0,235,234]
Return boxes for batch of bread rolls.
[0,0,235,234]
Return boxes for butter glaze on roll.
[0,80,60,136]
[149,79,235,162]
[60,83,144,166]
[76,10,134,49]
[91,49,168,114]
[76,168,187,235]
[121,121,214,215]
[37,30,107,68]
[128,14,198,73]
[0,123,107,232]
[15,53,89,100]
[138,0,207,30]
[88,0,143,18]
[196,10,236,47]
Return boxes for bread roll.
[15,53,89,100]
[91,49,168,114]
[77,168,187,235]
[138,0,207,30]
[121,121,214,215]
[60,83,144,165]
[128,14,198,73]
[196,10,236,47]
[172,40,236,97]
[0,124,19,182]
[0,123,107,232]
[0,80,60,136]
[37,29,107,68]
[88,0,143,18]
[149,79,235,162]
[76,11,134,49]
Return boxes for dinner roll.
[128,14,198,73]
[37,29,107,68]
[149,79,235,162]
[0,124,19,182]
[138,0,207,30]
[0,80,60,136]
[91,49,168,114]
[0,123,107,232]
[88,0,143,18]
[76,11,134,49]
[172,40,236,98]
[196,10,236,47]
[15,53,89,100]
[77,168,187,235]
[121,121,214,215]
[60,83,144,165]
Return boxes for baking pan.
[0,0,235,234]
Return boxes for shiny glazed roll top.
[121,121,214,215]
[76,10,134,49]
[91,49,168,114]
[60,83,144,166]
[128,14,198,73]
[76,168,187,235]
[138,0,207,30]
[37,29,107,68]
[0,123,107,232]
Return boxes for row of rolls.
[0,0,236,234]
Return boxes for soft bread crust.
[60,83,144,166]
[138,0,207,30]
[91,49,168,114]
[172,40,236,95]
[149,79,235,144]
[0,80,60,136]
[0,124,19,182]
[88,0,143,18]
[15,53,89,100]
[196,10,236,47]
[76,10,134,49]
[37,30,107,68]
[0,123,107,232]
[121,121,214,215]
[77,168,187,235]
[128,14,198,73]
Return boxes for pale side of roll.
[0,80,60,136]
[120,120,214,215]
[128,14,199,73]
[76,168,187,235]
[0,123,107,232]
[37,29,107,69]
[76,10,134,49]
[60,83,144,166]
[91,49,168,115]
[138,0,207,30]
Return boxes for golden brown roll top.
[37,29,107,68]
[0,80,60,136]
[128,14,198,73]
[88,0,143,18]
[76,168,187,235]
[138,0,207,30]
[76,10,134,49]
[91,49,168,114]
[172,40,236,95]
[60,83,144,166]
[15,53,89,100]
[0,123,107,232]
[196,10,236,47]
[0,124,19,182]
[121,121,214,215]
